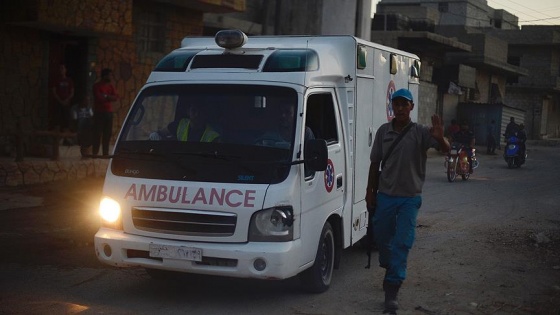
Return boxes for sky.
[371,0,560,26]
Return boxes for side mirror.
[304,139,328,171]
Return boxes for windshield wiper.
[171,150,243,161]
[115,148,166,157]
[105,148,184,162]
[83,148,160,159]
[113,148,198,173]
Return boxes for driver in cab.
[255,104,314,148]
[149,102,220,142]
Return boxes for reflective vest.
[176,119,219,142]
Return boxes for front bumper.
[94,228,305,280]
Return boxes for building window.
[493,19,502,28]
[508,56,521,66]
[136,10,165,53]
[507,56,521,84]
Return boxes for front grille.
[125,249,238,267]
[127,249,162,261]
[195,257,237,267]
[131,207,237,236]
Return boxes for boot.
[383,280,401,313]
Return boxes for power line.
[489,0,559,25]
[440,9,560,26]
[375,0,560,26]
[491,0,554,20]
[519,16,560,23]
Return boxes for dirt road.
[0,144,559,314]
[405,145,560,314]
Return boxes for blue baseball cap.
[391,88,413,102]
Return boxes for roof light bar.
[215,29,248,49]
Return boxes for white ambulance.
[94,30,420,292]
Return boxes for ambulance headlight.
[215,29,248,49]
[99,197,122,230]
[249,206,294,242]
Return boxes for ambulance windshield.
[112,84,299,184]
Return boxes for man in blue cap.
[365,88,449,313]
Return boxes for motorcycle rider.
[517,123,527,162]
[504,117,519,143]
[450,121,475,173]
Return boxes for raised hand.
[431,114,450,152]
[430,114,445,140]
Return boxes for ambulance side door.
[300,89,346,261]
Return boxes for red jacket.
[93,81,118,112]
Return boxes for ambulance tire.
[299,221,335,293]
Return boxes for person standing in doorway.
[365,88,449,314]
[486,119,497,155]
[51,64,75,142]
[92,68,119,156]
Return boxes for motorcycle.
[503,135,526,168]
[444,144,479,182]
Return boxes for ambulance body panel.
[94,30,420,292]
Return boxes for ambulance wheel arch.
[299,219,341,293]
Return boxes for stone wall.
[0,26,46,133]
[0,158,108,187]
[37,0,133,35]
[0,0,208,156]
[418,81,438,125]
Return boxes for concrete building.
[491,26,560,140]
[371,0,559,141]
[203,0,373,39]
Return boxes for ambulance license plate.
[149,244,202,262]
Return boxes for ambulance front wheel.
[299,221,335,293]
